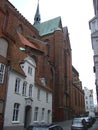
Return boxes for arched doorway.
[24,106,32,128]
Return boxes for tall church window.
[0,38,8,57]
[50,68,53,89]
[75,90,77,105]
[17,24,23,34]
[44,39,50,56]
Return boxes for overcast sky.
[8,0,97,103]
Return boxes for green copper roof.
[33,16,62,36]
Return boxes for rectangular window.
[34,107,38,121]
[41,108,45,121]
[86,101,88,104]
[46,92,48,103]
[37,88,40,100]
[47,110,50,123]
[28,66,32,75]
[22,81,27,96]
[15,78,20,94]
[29,84,33,97]
[0,63,5,84]
[91,20,96,33]
[12,103,20,121]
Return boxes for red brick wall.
[0,0,85,126]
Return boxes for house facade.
[89,0,98,105]
[4,56,52,130]
[84,87,95,117]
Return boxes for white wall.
[4,72,25,126]
[4,56,52,128]
[84,87,95,113]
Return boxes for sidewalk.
[58,120,72,130]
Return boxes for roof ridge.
[33,16,62,36]
[40,16,61,25]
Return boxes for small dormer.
[20,56,36,79]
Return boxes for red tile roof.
[17,32,38,50]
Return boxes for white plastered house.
[4,56,52,130]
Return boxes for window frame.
[47,110,51,123]
[12,103,20,122]
[37,88,40,101]
[34,107,38,121]
[0,63,5,84]
[15,78,20,94]
[22,81,27,96]
[46,92,48,103]
[29,84,33,97]
[41,108,45,121]
[28,66,32,75]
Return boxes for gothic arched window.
[0,38,8,57]
[29,84,33,97]
[44,39,50,56]
[17,24,23,34]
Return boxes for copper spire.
[34,0,41,25]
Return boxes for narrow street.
[88,118,98,130]
[58,118,98,130]
[58,120,72,130]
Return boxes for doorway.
[24,106,32,128]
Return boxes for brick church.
[0,0,85,130]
